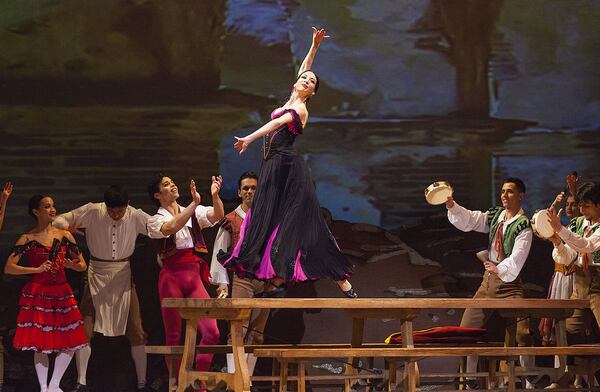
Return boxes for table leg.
[169,355,178,391]
[178,318,198,392]
[502,318,518,387]
[279,359,288,392]
[298,362,306,392]
[388,359,397,391]
[231,319,251,392]
[507,360,516,392]
[555,319,568,373]
[401,320,418,392]
[487,358,497,390]
[345,317,364,391]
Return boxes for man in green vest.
[446,177,533,389]
[549,182,600,344]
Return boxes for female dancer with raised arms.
[219,27,357,298]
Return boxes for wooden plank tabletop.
[252,346,600,358]
[162,297,589,310]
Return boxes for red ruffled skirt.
[13,282,88,353]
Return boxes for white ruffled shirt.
[209,205,247,285]
[147,205,215,249]
[447,202,532,282]
[54,202,149,260]
[554,218,600,267]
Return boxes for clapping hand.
[1,181,13,203]
[190,180,201,205]
[211,176,222,197]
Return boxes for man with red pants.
[147,174,224,385]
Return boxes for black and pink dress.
[219,108,354,282]
[12,238,88,353]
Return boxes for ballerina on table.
[218,27,357,298]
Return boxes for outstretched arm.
[298,27,329,76]
[233,113,295,155]
[446,197,489,233]
[0,181,13,231]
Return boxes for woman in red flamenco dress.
[4,195,88,392]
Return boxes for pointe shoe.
[545,382,560,389]
[343,288,358,298]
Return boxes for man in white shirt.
[549,182,600,343]
[54,185,150,392]
[146,174,224,380]
[210,171,270,377]
[446,177,533,389]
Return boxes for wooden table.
[161,298,589,392]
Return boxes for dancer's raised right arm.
[298,27,329,76]
[446,196,489,233]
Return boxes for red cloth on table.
[385,326,487,344]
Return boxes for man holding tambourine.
[443,177,534,389]
[547,182,600,348]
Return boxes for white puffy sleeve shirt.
[447,202,532,282]
[54,202,149,260]
[147,205,215,249]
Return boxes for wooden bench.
[145,343,394,391]
[253,346,600,392]
[162,298,590,392]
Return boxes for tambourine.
[424,181,453,205]
[531,209,554,239]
